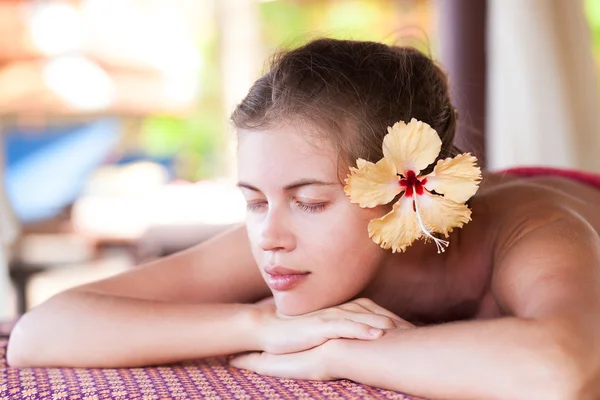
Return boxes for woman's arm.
[232,210,600,400]
[9,294,266,368]
[7,225,397,368]
[233,315,583,400]
[337,211,600,399]
[7,225,270,367]
[325,316,582,400]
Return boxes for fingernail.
[369,328,382,336]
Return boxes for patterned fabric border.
[0,321,420,400]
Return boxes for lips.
[264,266,310,291]
[265,266,308,275]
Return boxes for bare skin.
[7,121,600,399]
[229,172,600,399]
[7,134,600,399]
[359,171,600,324]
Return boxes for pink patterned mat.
[0,321,417,400]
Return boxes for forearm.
[7,290,260,368]
[328,317,581,400]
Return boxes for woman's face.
[237,125,388,315]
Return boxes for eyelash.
[246,202,266,212]
[296,201,328,212]
[246,201,328,213]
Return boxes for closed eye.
[246,200,329,213]
[295,201,328,213]
[246,201,267,212]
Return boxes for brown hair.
[232,38,460,168]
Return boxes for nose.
[257,208,296,252]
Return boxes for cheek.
[244,217,258,242]
[302,205,373,249]
[334,205,387,243]
[243,217,264,260]
[313,207,384,272]
[327,201,385,242]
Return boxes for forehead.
[237,127,340,183]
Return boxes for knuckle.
[354,297,374,307]
[326,307,344,318]
[398,320,415,329]
[347,303,364,312]
[380,317,396,329]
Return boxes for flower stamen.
[413,196,450,253]
[399,170,427,197]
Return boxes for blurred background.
[0,0,598,319]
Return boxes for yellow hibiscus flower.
[344,118,482,253]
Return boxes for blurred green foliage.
[135,0,600,182]
[586,0,600,61]
[139,22,223,181]
[259,0,431,52]
[138,0,430,181]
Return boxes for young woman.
[7,38,600,400]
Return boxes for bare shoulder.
[473,171,600,236]
[454,170,600,282]
[464,172,600,315]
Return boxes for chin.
[273,290,357,316]
[273,292,323,316]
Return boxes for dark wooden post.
[436,0,487,167]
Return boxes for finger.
[229,352,322,380]
[337,303,369,313]
[351,298,405,321]
[255,296,275,305]
[337,299,410,329]
[337,303,411,329]
[320,318,385,340]
[337,302,402,324]
[336,312,396,330]
[338,299,414,329]
[229,352,265,373]
[392,319,415,329]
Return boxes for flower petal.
[424,154,482,203]
[382,118,441,176]
[414,191,472,238]
[344,157,401,208]
[368,195,422,253]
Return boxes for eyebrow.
[237,179,337,192]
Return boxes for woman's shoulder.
[466,169,600,252]
[476,169,600,213]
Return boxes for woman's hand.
[232,307,415,380]
[253,297,412,355]
[230,341,335,381]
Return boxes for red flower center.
[399,170,427,197]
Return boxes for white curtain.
[0,135,19,319]
[487,0,600,172]
[216,0,262,181]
